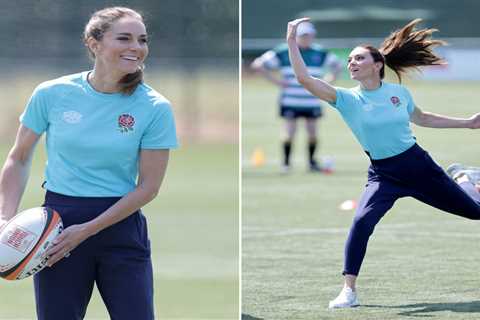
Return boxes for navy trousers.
[344,144,480,276]
[34,191,154,320]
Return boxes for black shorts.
[280,106,323,119]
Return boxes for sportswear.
[20,71,178,197]
[330,82,416,159]
[328,287,359,308]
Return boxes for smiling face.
[87,16,148,78]
[347,47,383,81]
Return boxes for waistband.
[45,190,122,207]
[365,143,422,164]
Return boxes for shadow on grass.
[364,301,480,317]
[241,314,264,320]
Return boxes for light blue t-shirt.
[330,82,416,160]
[20,71,178,197]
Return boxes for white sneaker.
[446,163,480,184]
[328,287,360,308]
[446,163,464,178]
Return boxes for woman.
[287,17,480,308]
[0,7,177,319]
[251,21,342,172]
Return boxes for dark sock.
[283,141,292,166]
[308,140,317,165]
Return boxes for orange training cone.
[251,147,266,167]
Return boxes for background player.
[251,21,342,172]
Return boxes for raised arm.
[0,125,41,227]
[287,18,337,103]
[410,106,480,129]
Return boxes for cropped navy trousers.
[344,144,480,276]
[34,191,154,320]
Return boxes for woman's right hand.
[286,17,311,42]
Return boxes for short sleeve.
[403,87,416,114]
[141,102,179,149]
[259,50,280,70]
[19,85,50,135]
[329,87,358,113]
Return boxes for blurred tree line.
[243,0,480,39]
[0,0,238,143]
[1,0,237,62]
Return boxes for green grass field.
[0,72,239,319]
[242,76,480,320]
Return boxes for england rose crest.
[390,96,400,107]
[118,114,135,133]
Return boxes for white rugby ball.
[0,207,63,280]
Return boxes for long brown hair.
[84,7,146,95]
[363,19,447,82]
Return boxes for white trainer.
[446,163,480,184]
[328,287,360,309]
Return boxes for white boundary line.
[243,223,480,239]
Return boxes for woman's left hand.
[45,224,91,266]
[469,112,480,129]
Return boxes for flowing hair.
[84,7,145,95]
[363,19,447,82]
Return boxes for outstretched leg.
[456,175,480,203]
[344,178,406,276]
[330,174,407,308]
[411,159,480,219]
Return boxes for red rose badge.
[118,114,135,133]
[390,96,400,107]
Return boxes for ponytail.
[378,18,447,82]
[118,68,144,95]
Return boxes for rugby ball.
[0,207,63,280]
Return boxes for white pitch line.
[243,223,480,239]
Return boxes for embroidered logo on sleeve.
[390,96,401,107]
[118,114,135,133]
[63,111,83,124]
